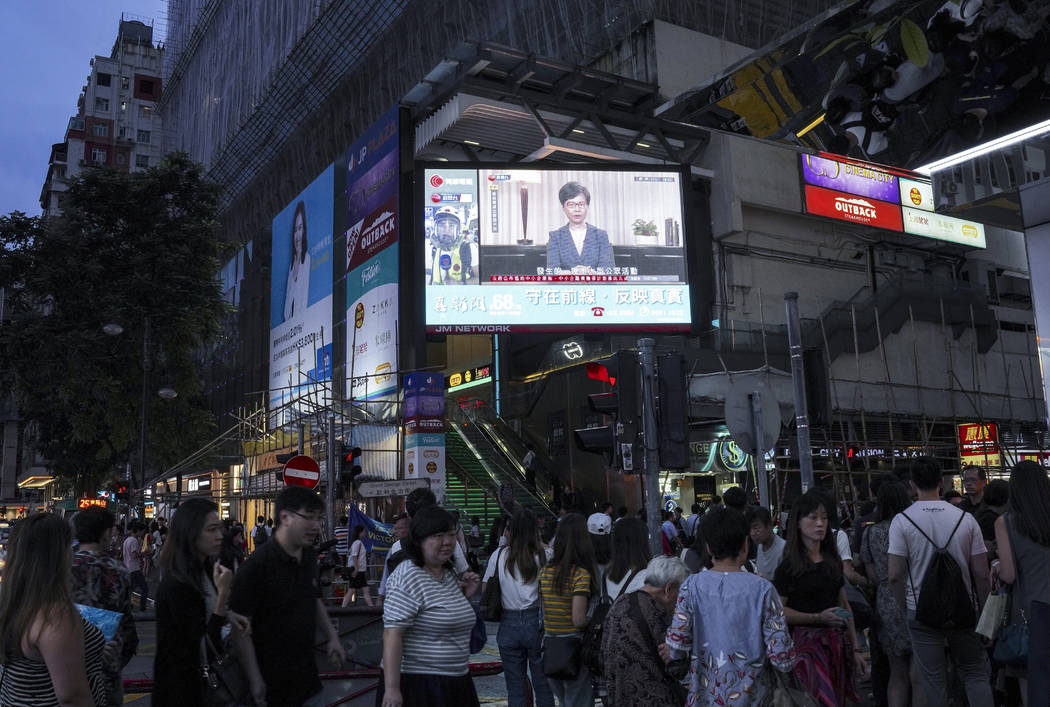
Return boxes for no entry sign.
[282,455,320,489]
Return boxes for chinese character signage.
[958,422,999,467]
[902,207,986,248]
[346,106,400,402]
[422,165,692,332]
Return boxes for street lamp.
[103,318,175,515]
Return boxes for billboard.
[345,107,399,402]
[803,184,903,231]
[269,164,334,425]
[422,165,692,332]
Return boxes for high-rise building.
[40,18,164,218]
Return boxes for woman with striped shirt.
[539,512,596,707]
[379,506,482,707]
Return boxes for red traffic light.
[586,361,616,386]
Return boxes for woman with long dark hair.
[994,460,1050,706]
[773,489,867,706]
[0,513,106,706]
[154,498,246,706]
[604,517,650,597]
[858,482,918,706]
[482,509,554,707]
[283,200,310,321]
[539,512,596,707]
[379,505,482,707]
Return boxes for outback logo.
[910,187,922,206]
[361,261,381,285]
[834,196,877,218]
[361,210,395,250]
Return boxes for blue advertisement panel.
[269,164,334,425]
[345,107,399,402]
[422,166,691,332]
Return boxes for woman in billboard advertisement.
[283,201,311,321]
[546,182,614,274]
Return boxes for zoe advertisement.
[269,164,335,425]
[422,165,692,333]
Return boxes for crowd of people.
[0,456,1048,706]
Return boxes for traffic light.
[340,445,363,486]
[114,482,128,503]
[657,352,690,468]
[573,351,639,469]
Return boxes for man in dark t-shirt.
[231,488,345,706]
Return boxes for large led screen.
[269,164,334,426]
[422,166,692,332]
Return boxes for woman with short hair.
[0,513,106,706]
[343,524,375,607]
[667,508,796,705]
[379,506,482,707]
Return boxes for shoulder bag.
[481,547,505,621]
[200,632,249,707]
[993,515,1030,665]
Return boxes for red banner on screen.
[804,184,903,231]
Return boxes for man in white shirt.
[683,503,702,544]
[746,506,785,581]
[660,510,680,555]
[888,457,993,707]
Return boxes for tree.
[0,154,232,494]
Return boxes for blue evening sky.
[0,2,167,216]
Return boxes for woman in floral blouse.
[666,507,797,706]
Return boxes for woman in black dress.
[154,498,248,706]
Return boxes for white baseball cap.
[587,512,612,535]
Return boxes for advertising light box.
[803,184,903,231]
[422,165,692,333]
[899,178,935,212]
[902,207,986,248]
[802,154,899,202]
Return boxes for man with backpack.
[251,514,269,551]
[887,457,993,707]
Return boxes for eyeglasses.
[563,200,588,210]
[290,511,324,523]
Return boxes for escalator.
[444,404,556,534]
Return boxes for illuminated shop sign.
[446,364,492,391]
[803,184,903,231]
[902,207,986,249]
[801,153,899,202]
[899,178,935,212]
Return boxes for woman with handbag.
[994,460,1050,706]
[342,525,375,607]
[154,498,248,706]
[539,512,596,707]
[379,505,482,707]
[773,490,867,706]
[666,508,796,706]
[481,509,555,707]
[857,482,919,707]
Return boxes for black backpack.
[252,524,268,548]
[580,569,641,677]
[902,510,976,629]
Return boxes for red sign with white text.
[804,184,903,231]
[282,455,321,489]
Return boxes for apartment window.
[94,97,109,112]
[92,123,108,137]
[121,76,129,90]
[91,148,107,164]
[116,152,126,166]
[139,105,152,120]
[135,154,149,169]
[69,117,85,131]
[118,126,127,139]
[136,130,151,144]
[96,72,111,87]
[139,79,155,95]
[120,99,127,112]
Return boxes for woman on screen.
[546,182,614,274]
[283,201,310,321]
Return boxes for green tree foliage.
[0,154,232,493]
